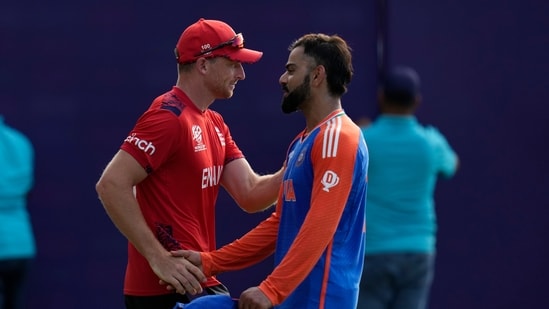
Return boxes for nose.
[237,63,245,80]
[279,72,287,85]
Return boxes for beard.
[281,75,311,114]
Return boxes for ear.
[174,48,180,62]
[311,65,326,86]
[377,89,384,102]
[377,90,386,108]
[195,58,209,74]
[414,94,422,109]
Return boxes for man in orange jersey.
[169,33,369,309]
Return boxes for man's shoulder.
[152,91,186,116]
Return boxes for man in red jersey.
[95,18,284,309]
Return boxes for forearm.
[239,166,284,212]
[222,159,285,213]
[97,182,167,261]
[201,213,278,276]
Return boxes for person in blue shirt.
[358,67,459,309]
[167,33,368,309]
[0,116,36,309]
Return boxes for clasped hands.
[152,249,204,295]
[156,250,273,309]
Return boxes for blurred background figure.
[358,67,459,309]
[0,116,36,309]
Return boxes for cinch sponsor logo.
[321,170,339,192]
[125,133,156,155]
[202,165,223,189]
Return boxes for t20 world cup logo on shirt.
[192,125,206,152]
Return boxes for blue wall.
[1,0,547,308]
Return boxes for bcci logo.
[321,170,339,192]
[296,148,307,167]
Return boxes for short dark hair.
[289,33,353,97]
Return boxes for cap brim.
[225,48,263,64]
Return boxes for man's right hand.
[171,249,203,269]
[150,252,206,295]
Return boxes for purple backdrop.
[1,0,547,308]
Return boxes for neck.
[176,76,214,112]
[302,97,342,132]
[382,109,414,116]
[379,99,417,115]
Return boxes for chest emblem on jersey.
[295,147,307,167]
[214,126,226,146]
[192,125,207,152]
[321,170,339,192]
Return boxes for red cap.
[175,18,263,64]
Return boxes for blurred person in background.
[0,115,36,309]
[357,66,459,309]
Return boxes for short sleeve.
[120,109,181,173]
[425,126,458,178]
